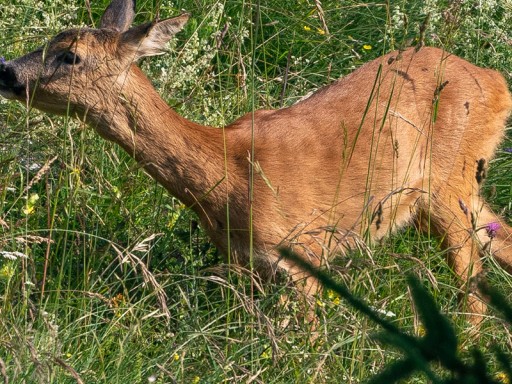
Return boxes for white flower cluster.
[144,2,252,127]
[0,0,81,46]
[390,5,407,31]
[420,0,512,69]
[0,251,28,260]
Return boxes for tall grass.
[1,0,512,383]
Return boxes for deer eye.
[58,51,81,65]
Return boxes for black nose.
[0,62,18,89]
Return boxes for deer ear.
[120,14,189,61]
[100,0,136,32]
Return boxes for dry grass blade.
[201,265,280,355]
[22,155,58,195]
[53,357,84,384]
[112,234,170,319]
[0,357,7,384]
[15,235,54,245]
[315,0,330,35]
[390,253,438,289]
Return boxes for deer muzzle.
[0,62,24,99]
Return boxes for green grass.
[1,0,512,383]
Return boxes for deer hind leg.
[425,177,512,326]
[423,187,489,325]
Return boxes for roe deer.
[1,0,511,326]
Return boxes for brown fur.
[1,0,511,325]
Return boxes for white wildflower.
[0,251,28,260]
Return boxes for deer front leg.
[276,248,323,334]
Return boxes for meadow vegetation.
[1,0,512,382]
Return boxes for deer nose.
[0,62,18,89]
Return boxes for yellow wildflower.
[303,25,311,31]
[112,185,121,199]
[260,347,272,359]
[363,44,372,50]
[0,264,15,279]
[327,290,341,305]
[496,372,510,384]
[23,193,39,215]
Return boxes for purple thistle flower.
[0,57,5,65]
[486,222,500,239]
[504,148,512,153]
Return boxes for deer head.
[0,0,188,129]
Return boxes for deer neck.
[86,66,228,208]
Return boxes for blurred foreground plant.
[280,247,512,383]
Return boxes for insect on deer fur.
[1,0,511,326]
